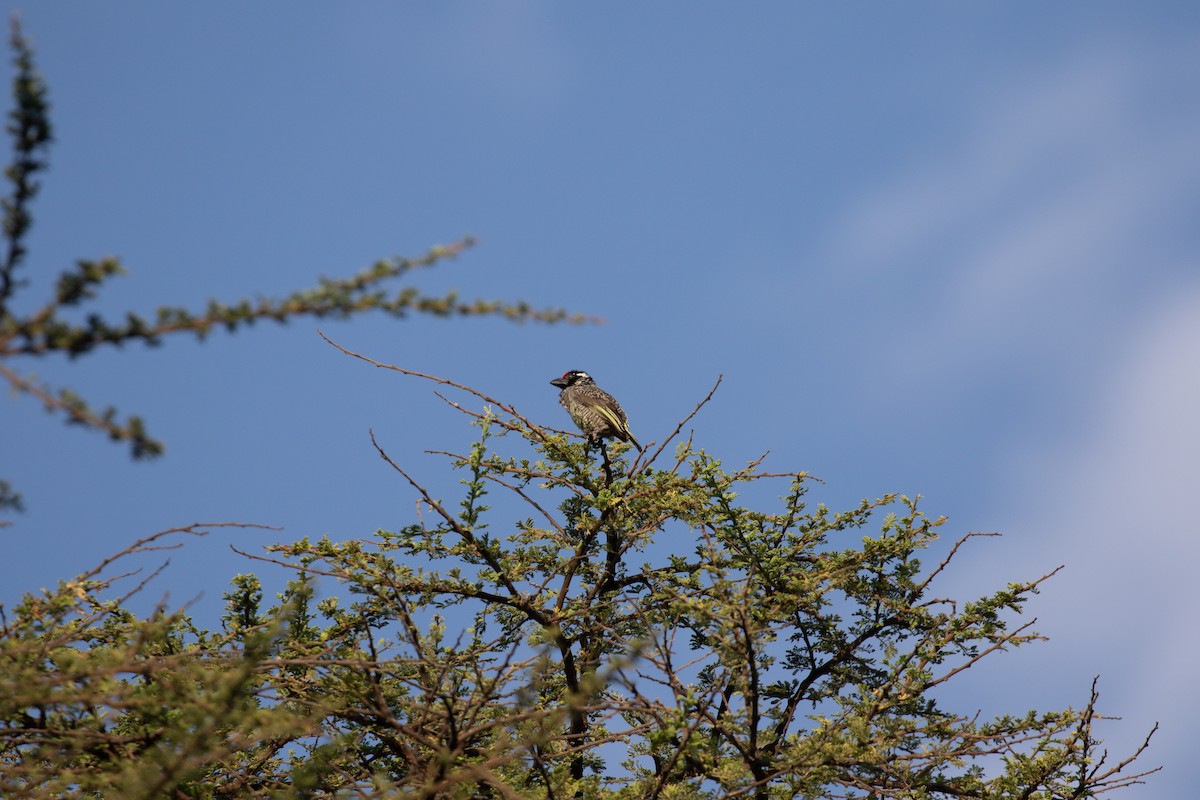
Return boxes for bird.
[549,370,640,450]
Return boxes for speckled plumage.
[549,370,640,450]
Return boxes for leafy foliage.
[0,350,1158,798]
[0,17,1158,799]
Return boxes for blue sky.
[3,4,1198,796]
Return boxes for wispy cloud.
[814,33,1200,797]
[977,285,1200,793]
[823,37,1200,371]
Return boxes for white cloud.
[812,35,1200,797]
[994,280,1200,636]
[831,50,1139,270]
[823,37,1200,369]
[940,284,1200,797]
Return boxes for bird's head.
[549,370,593,389]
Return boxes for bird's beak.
[549,377,568,388]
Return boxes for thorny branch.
[1,357,1160,797]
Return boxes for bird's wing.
[593,404,628,432]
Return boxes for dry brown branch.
[318,329,551,442]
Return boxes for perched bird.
[549,370,640,450]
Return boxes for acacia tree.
[0,338,1158,798]
[0,19,1159,799]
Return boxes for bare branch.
[638,373,723,472]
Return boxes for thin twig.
[637,374,723,473]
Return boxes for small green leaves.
[0,16,52,309]
[0,478,22,521]
[0,395,1159,797]
[52,257,125,306]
